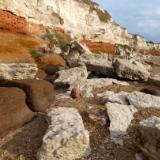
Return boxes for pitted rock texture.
[37,107,90,160]
[114,59,150,81]
[0,63,38,80]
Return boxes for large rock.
[0,87,34,136]
[136,116,160,160]
[79,54,114,77]
[54,66,88,87]
[98,91,160,109]
[0,63,38,80]
[114,59,150,81]
[37,107,90,160]
[0,80,55,112]
[106,102,137,145]
[127,91,160,109]
[76,78,129,98]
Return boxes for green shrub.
[31,50,44,59]
[43,29,70,51]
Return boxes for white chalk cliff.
[0,0,159,50]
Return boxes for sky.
[95,0,160,43]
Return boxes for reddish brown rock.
[0,87,34,136]
[85,108,108,126]
[70,87,82,99]
[0,80,55,112]
[0,10,45,35]
[81,39,115,55]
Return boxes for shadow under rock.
[0,114,49,160]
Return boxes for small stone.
[70,87,82,99]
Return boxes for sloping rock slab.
[0,63,37,80]
[37,107,90,160]
[106,102,137,145]
[127,91,160,109]
[148,75,160,87]
[114,59,150,81]
[136,116,160,160]
[0,87,34,136]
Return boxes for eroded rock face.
[106,102,137,145]
[0,0,159,51]
[0,63,38,80]
[37,107,90,160]
[114,59,150,81]
[136,116,160,160]
[0,87,34,136]
[148,75,160,87]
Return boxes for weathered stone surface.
[127,91,160,109]
[114,59,150,81]
[0,63,37,80]
[106,102,137,145]
[37,107,90,160]
[0,79,55,112]
[97,91,129,105]
[79,54,114,76]
[77,78,129,98]
[0,87,34,136]
[98,90,160,109]
[54,66,88,87]
[136,116,160,160]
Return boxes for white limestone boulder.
[127,91,160,109]
[106,102,137,145]
[54,66,88,87]
[97,91,129,105]
[79,54,114,77]
[37,107,90,160]
[114,59,150,81]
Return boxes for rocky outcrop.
[0,87,34,136]
[37,107,90,160]
[106,102,137,145]
[0,63,38,80]
[136,116,160,160]
[114,59,150,81]
[148,75,160,87]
